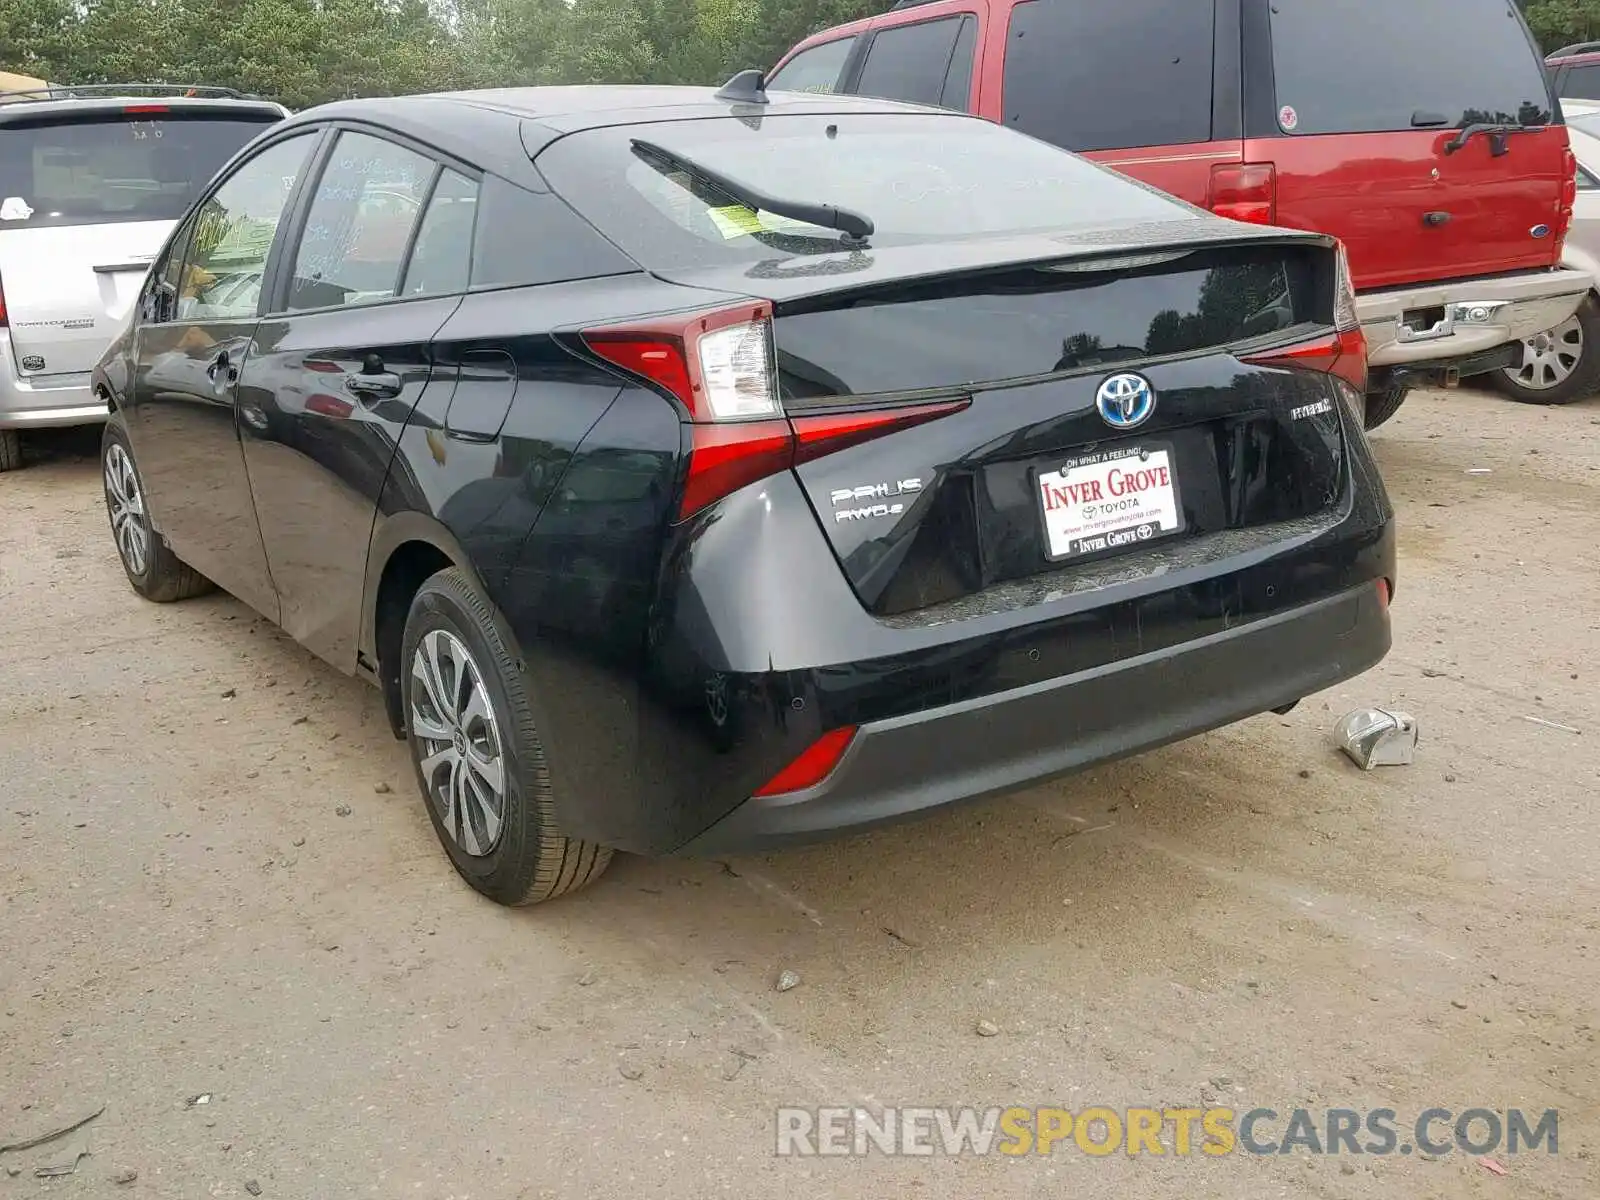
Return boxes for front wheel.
[401,567,613,906]
[1492,296,1600,406]
[101,417,213,602]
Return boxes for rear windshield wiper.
[1443,122,1541,156]
[629,137,875,246]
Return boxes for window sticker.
[705,204,820,240]
[1278,105,1299,133]
[1,197,34,221]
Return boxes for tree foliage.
[3,0,887,109]
[1525,0,1600,50]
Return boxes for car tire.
[1491,296,1600,406]
[401,567,613,906]
[0,428,21,472]
[1362,386,1409,431]
[101,417,214,602]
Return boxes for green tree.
[5,0,897,106]
[1525,0,1600,51]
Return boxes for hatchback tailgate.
[0,222,166,376]
[765,240,1354,617]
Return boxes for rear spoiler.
[0,82,264,102]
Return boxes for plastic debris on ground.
[1335,708,1419,769]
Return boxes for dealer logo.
[1096,373,1155,430]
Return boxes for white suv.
[0,84,286,470]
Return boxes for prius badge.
[1096,373,1156,430]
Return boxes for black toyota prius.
[94,79,1395,905]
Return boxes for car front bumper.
[1357,266,1592,369]
[676,579,1391,856]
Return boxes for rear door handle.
[346,371,403,400]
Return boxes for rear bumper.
[1357,266,1592,369]
[676,580,1391,856]
[0,342,104,428]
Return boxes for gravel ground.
[0,386,1596,1199]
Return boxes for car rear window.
[1558,63,1600,101]
[534,113,1192,272]
[1269,0,1553,135]
[0,113,278,227]
[776,246,1318,401]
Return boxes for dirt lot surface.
[1,387,1597,1199]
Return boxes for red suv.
[768,0,1592,429]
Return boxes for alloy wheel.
[410,628,508,857]
[104,443,149,577]
[1503,314,1584,391]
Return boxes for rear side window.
[941,17,978,111]
[767,38,857,95]
[854,17,971,110]
[0,114,278,227]
[468,173,639,289]
[1269,0,1552,134]
[402,169,479,298]
[287,131,435,312]
[1558,63,1600,102]
[1003,0,1214,152]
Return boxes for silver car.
[1483,100,1600,405]
[0,84,286,470]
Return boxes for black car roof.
[274,86,959,187]
[301,85,933,127]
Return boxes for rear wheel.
[1492,296,1600,406]
[401,567,613,906]
[101,418,213,602]
[0,429,21,472]
[1362,386,1409,431]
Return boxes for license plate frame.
[1034,442,1186,564]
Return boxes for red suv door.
[1244,0,1569,291]
[983,0,1243,212]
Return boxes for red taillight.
[0,272,7,328]
[1242,326,1367,394]
[680,419,795,521]
[1242,240,1366,392]
[1376,578,1392,609]
[585,303,776,423]
[790,400,969,464]
[1208,163,1277,225]
[1557,147,1578,251]
[585,337,694,406]
[584,307,967,520]
[753,726,858,797]
[124,103,169,114]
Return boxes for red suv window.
[766,36,858,96]
[853,15,977,112]
[1002,0,1215,151]
[1269,0,1551,134]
